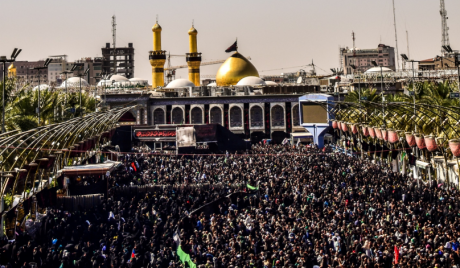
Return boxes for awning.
[58,161,121,176]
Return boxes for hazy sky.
[2,0,460,82]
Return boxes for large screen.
[301,103,328,124]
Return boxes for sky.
[2,0,460,82]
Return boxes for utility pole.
[406,31,410,71]
[392,0,400,70]
[112,15,117,76]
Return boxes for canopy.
[58,161,121,176]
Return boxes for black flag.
[225,40,238,53]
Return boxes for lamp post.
[31,58,52,126]
[92,73,104,112]
[0,48,22,133]
[61,64,77,108]
[440,46,460,96]
[350,65,361,103]
[76,68,89,117]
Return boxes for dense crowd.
[2,144,460,268]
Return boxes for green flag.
[177,246,196,268]
[247,184,258,190]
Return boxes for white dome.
[60,77,89,88]
[364,67,394,74]
[32,84,50,91]
[165,79,195,88]
[265,81,278,86]
[236,76,266,86]
[206,82,217,87]
[108,75,128,82]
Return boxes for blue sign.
[450,92,460,98]
[360,96,368,101]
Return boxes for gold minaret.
[8,63,17,78]
[149,20,166,88]
[186,23,201,86]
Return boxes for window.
[153,109,165,125]
[171,108,183,124]
[230,106,242,127]
[271,105,284,127]
[191,107,203,124]
[210,107,222,125]
[250,106,263,127]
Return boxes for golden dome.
[8,63,16,70]
[152,22,162,32]
[188,26,197,35]
[216,52,259,86]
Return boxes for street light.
[0,48,22,133]
[31,58,52,126]
[350,64,361,104]
[441,46,460,105]
[372,61,386,130]
[77,68,89,117]
[61,64,77,107]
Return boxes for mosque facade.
[104,21,319,147]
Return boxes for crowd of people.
[1,143,460,267]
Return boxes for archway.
[118,111,136,123]
[271,105,285,127]
[171,107,184,124]
[250,106,263,127]
[210,107,222,125]
[153,108,165,125]
[230,106,243,127]
[191,107,203,124]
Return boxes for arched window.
[230,106,243,127]
[271,105,284,127]
[210,107,222,125]
[250,106,263,127]
[171,108,183,124]
[292,105,300,126]
[191,107,203,124]
[153,108,165,125]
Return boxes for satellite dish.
[297,77,303,84]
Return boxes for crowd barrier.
[57,194,104,211]
[111,183,245,197]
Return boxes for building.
[102,43,134,79]
[0,60,47,87]
[100,21,320,149]
[48,56,74,86]
[72,57,103,85]
[341,44,396,75]
[418,56,456,71]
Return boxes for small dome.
[108,74,129,82]
[236,76,266,86]
[8,63,16,70]
[206,82,217,87]
[152,22,162,32]
[60,77,89,88]
[265,81,278,86]
[364,67,394,74]
[216,52,259,86]
[165,79,195,88]
[188,26,198,35]
[32,84,50,91]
